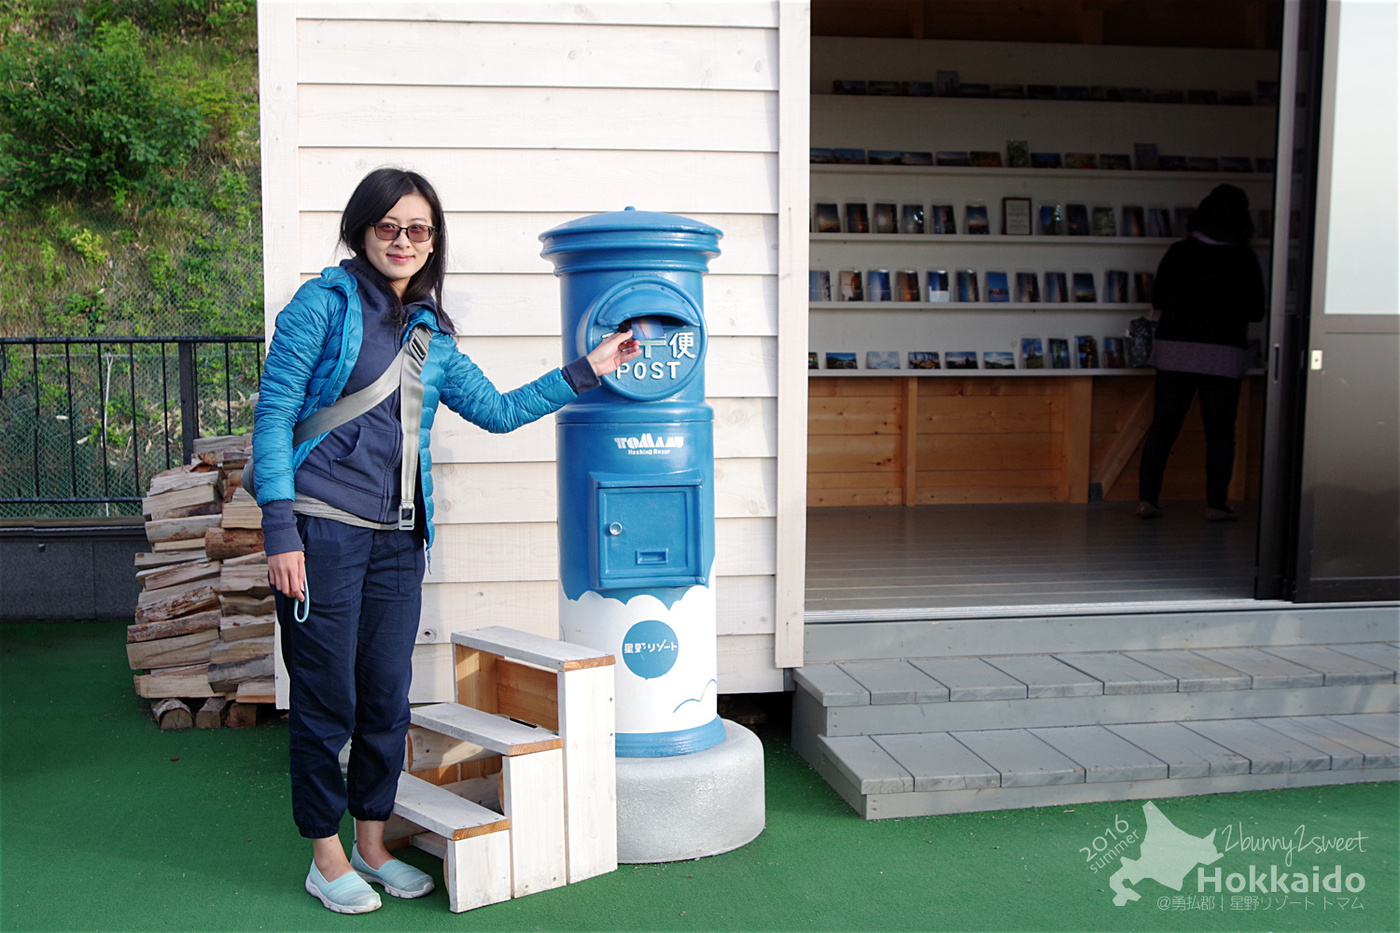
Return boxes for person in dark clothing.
[1137,184,1267,521]
[253,169,640,913]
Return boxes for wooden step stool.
[388,626,616,911]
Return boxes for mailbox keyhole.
[608,522,623,536]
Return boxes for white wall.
[258,1,809,700]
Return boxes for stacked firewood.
[129,434,275,729]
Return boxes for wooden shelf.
[810,163,1273,184]
[810,301,1150,311]
[811,233,1178,246]
[808,369,1150,377]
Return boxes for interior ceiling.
[811,0,1285,50]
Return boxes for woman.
[1137,183,1266,521]
[253,168,638,913]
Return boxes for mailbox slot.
[590,470,705,589]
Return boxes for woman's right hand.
[268,550,306,602]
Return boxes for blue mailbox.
[540,209,723,758]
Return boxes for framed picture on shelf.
[908,352,941,370]
[1002,197,1033,236]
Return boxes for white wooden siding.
[259,0,805,700]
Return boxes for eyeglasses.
[370,222,436,243]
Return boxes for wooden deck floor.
[806,502,1266,621]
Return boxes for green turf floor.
[2,621,1395,933]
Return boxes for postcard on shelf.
[901,204,926,234]
[1152,89,1187,105]
[970,150,1004,167]
[1092,206,1116,237]
[1059,85,1091,101]
[945,351,979,370]
[1014,272,1040,303]
[983,351,1016,370]
[935,71,959,96]
[992,84,1026,99]
[1044,271,1068,303]
[959,83,991,98]
[1065,204,1091,236]
[931,205,957,235]
[808,352,818,370]
[1020,337,1045,369]
[965,203,991,235]
[1220,90,1253,106]
[810,148,835,164]
[1002,197,1033,236]
[1255,157,1276,173]
[832,80,867,95]
[869,150,903,165]
[1147,207,1173,238]
[1076,336,1100,369]
[1100,153,1132,170]
[1187,156,1221,172]
[956,270,980,303]
[1039,204,1064,236]
[986,271,1010,303]
[866,351,901,370]
[1121,206,1146,237]
[1133,143,1160,171]
[1065,152,1099,170]
[900,151,934,165]
[908,351,941,370]
[1048,337,1072,369]
[895,271,920,302]
[1103,337,1126,369]
[814,203,841,233]
[1104,270,1129,303]
[1091,86,1123,102]
[1157,154,1187,171]
[868,81,901,97]
[1007,140,1030,168]
[833,148,867,164]
[1030,152,1063,169]
[1134,272,1155,304]
[873,202,898,234]
[844,202,869,234]
[867,269,892,301]
[1220,156,1253,173]
[1121,87,1151,103]
[826,352,858,370]
[936,151,972,167]
[1073,272,1097,303]
[927,270,951,302]
[1028,84,1058,100]
[810,269,832,302]
[839,270,863,301]
[902,81,935,97]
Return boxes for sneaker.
[1205,506,1241,522]
[305,861,382,914]
[1135,500,1163,519]
[352,846,435,899]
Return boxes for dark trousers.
[1138,369,1242,509]
[276,515,425,840]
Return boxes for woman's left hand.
[587,329,642,377]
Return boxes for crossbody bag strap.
[396,325,432,530]
[292,344,408,447]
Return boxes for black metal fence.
[0,336,264,519]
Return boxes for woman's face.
[362,192,436,296]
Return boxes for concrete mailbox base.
[615,719,765,863]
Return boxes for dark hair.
[338,167,454,332]
[1188,183,1254,243]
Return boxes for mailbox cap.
[540,208,722,273]
[540,207,723,241]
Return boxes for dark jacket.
[1152,237,1267,349]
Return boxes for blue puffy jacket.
[252,265,577,552]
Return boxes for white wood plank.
[714,575,777,636]
[1197,648,1326,689]
[442,829,512,913]
[302,212,777,276]
[392,772,508,839]
[1123,650,1252,692]
[421,581,558,643]
[298,85,777,152]
[1028,725,1170,783]
[259,1,301,328]
[502,748,567,897]
[409,642,455,703]
[983,656,1103,698]
[717,633,784,693]
[1105,722,1250,778]
[1257,718,1368,770]
[1324,713,1400,746]
[837,660,947,705]
[1261,645,1396,685]
[298,20,778,91]
[873,732,1000,791]
[1054,652,1177,695]
[290,2,780,28]
[1292,716,1399,768]
[792,664,870,707]
[713,398,779,458]
[299,149,777,216]
[1327,642,1400,676]
[951,730,1085,787]
[411,703,561,755]
[559,664,617,883]
[908,657,1028,701]
[406,725,490,771]
[1181,719,1332,774]
[818,735,913,794]
[452,625,610,670]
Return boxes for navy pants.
[276,515,425,839]
[1138,369,1243,510]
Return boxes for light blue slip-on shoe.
[352,847,435,899]
[305,861,382,914]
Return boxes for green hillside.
[0,0,261,338]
